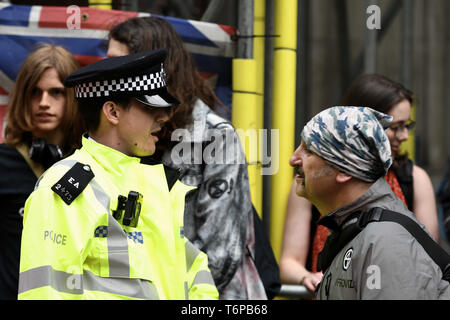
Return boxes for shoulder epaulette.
[51,162,94,205]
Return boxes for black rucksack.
[317,207,450,282]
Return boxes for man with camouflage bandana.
[290,106,450,299]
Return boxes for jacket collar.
[81,135,141,176]
[139,155,181,191]
[82,136,183,191]
[318,177,396,231]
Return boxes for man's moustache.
[295,166,304,178]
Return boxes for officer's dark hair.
[77,96,132,132]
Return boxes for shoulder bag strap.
[367,208,450,280]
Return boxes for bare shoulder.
[412,164,431,181]
[412,164,434,191]
[411,164,439,241]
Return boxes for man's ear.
[336,171,353,184]
[102,101,120,125]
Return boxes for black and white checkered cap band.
[74,64,166,98]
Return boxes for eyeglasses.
[388,121,416,137]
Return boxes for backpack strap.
[317,211,365,272]
[363,208,450,281]
[317,207,450,281]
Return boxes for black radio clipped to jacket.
[113,191,143,228]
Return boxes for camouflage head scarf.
[301,106,393,182]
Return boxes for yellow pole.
[270,0,297,261]
[88,0,112,9]
[232,59,259,210]
[252,0,266,216]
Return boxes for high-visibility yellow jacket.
[18,136,218,300]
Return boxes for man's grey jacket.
[315,177,450,300]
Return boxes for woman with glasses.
[280,74,439,293]
[341,74,436,239]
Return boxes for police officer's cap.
[64,49,179,108]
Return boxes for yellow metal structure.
[231,1,266,218]
[232,59,260,213]
[270,0,297,261]
[252,0,266,216]
[88,0,112,9]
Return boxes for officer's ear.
[102,101,121,125]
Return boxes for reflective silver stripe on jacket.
[106,215,130,278]
[35,159,78,189]
[185,241,216,291]
[185,241,200,271]
[192,270,215,287]
[18,265,159,299]
[184,282,189,300]
[90,179,130,278]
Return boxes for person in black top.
[0,44,84,299]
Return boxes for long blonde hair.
[4,43,84,153]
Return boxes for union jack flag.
[0,4,236,140]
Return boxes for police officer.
[18,50,218,300]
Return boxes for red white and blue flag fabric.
[0,4,236,140]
